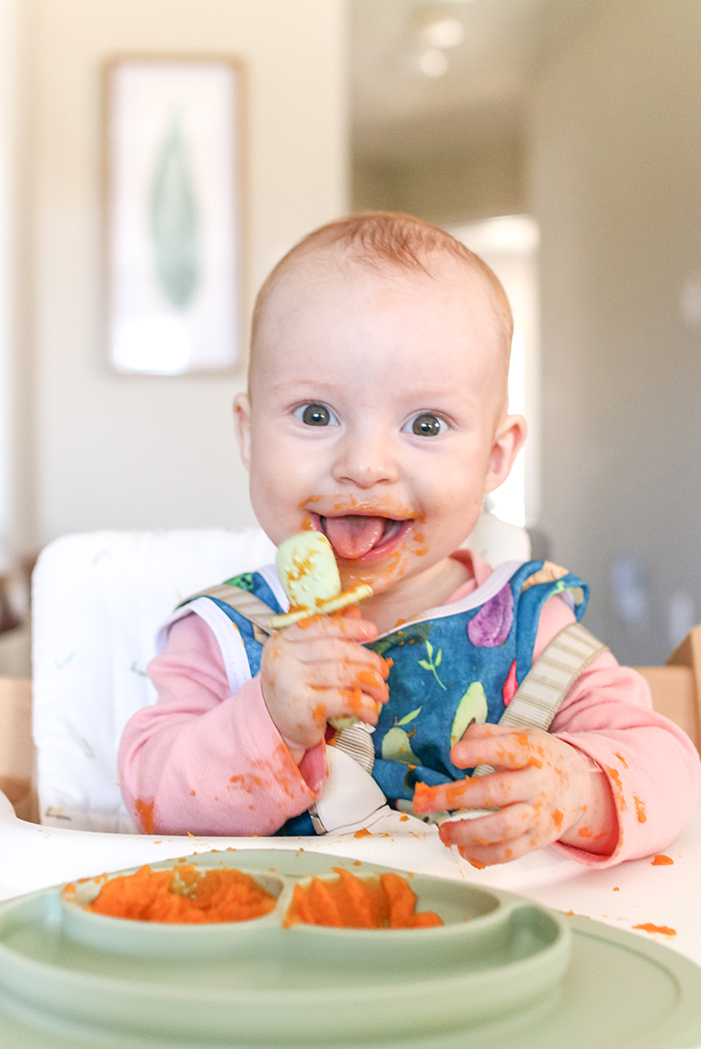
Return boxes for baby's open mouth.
[319,515,409,560]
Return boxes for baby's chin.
[336,545,422,597]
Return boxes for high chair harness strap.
[471,622,608,778]
[181,583,276,643]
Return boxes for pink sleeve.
[118,613,326,836]
[534,598,701,867]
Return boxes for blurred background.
[0,0,699,666]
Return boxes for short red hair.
[250,211,513,383]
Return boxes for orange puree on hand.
[87,864,277,923]
[283,868,443,929]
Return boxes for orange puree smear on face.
[283,868,443,929]
[87,864,277,924]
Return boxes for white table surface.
[1,790,699,966]
[1,792,700,1047]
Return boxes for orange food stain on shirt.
[633,922,676,936]
[634,795,647,824]
[652,854,674,865]
[607,767,623,790]
[189,790,196,796]
[605,766,627,811]
[135,798,155,835]
[615,752,629,768]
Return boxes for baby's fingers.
[438,803,533,850]
[305,661,389,707]
[414,769,529,814]
[451,723,547,773]
[308,686,384,727]
[280,614,378,645]
[455,832,541,868]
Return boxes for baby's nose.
[331,431,400,488]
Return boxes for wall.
[11,0,348,552]
[0,0,21,567]
[528,0,701,663]
[353,130,523,226]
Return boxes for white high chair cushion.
[31,515,529,834]
[32,528,276,832]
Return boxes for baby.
[119,212,700,867]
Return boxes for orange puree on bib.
[283,868,443,929]
[87,864,277,923]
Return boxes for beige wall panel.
[18,0,347,549]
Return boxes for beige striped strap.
[182,584,276,642]
[332,723,376,774]
[472,622,608,778]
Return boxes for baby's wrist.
[279,733,311,766]
[559,759,619,854]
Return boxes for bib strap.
[181,583,276,643]
[471,622,608,777]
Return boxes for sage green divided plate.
[0,849,699,1049]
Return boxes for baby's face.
[235,254,524,598]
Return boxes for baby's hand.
[413,723,618,867]
[260,611,389,763]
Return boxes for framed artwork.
[103,56,244,375]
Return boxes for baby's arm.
[414,598,701,868]
[118,614,325,836]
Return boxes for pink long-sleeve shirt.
[118,552,701,866]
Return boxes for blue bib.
[199,560,588,835]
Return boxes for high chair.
[2,520,698,898]
[3,524,701,1049]
[7,516,586,902]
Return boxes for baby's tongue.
[323,515,385,560]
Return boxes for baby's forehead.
[251,250,507,401]
[261,246,496,325]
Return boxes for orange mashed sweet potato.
[284,868,443,929]
[87,864,277,923]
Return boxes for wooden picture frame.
[103,56,245,375]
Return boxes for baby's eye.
[403,412,447,437]
[293,403,339,427]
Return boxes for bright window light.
[450,216,540,529]
[113,315,190,374]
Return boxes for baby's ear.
[484,414,527,494]
[233,392,252,470]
